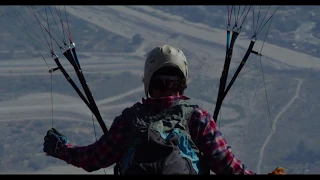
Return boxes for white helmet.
[142,45,188,97]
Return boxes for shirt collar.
[142,95,189,106]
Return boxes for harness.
[114,99,210,175]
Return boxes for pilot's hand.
[268,167,285,175]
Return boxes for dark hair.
[149,66,187,96]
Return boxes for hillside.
[0,5,319,174]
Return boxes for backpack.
[117,99,210,175]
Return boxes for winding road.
[256,78,304,173]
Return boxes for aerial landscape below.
[0,5,319,174]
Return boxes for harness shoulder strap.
[114,102,143,175]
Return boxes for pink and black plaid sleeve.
[57,115,130,172]
[188,107,255,175]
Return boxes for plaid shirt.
[58,95,254,174]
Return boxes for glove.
[268,167,285,175]
[43,128,70,158]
